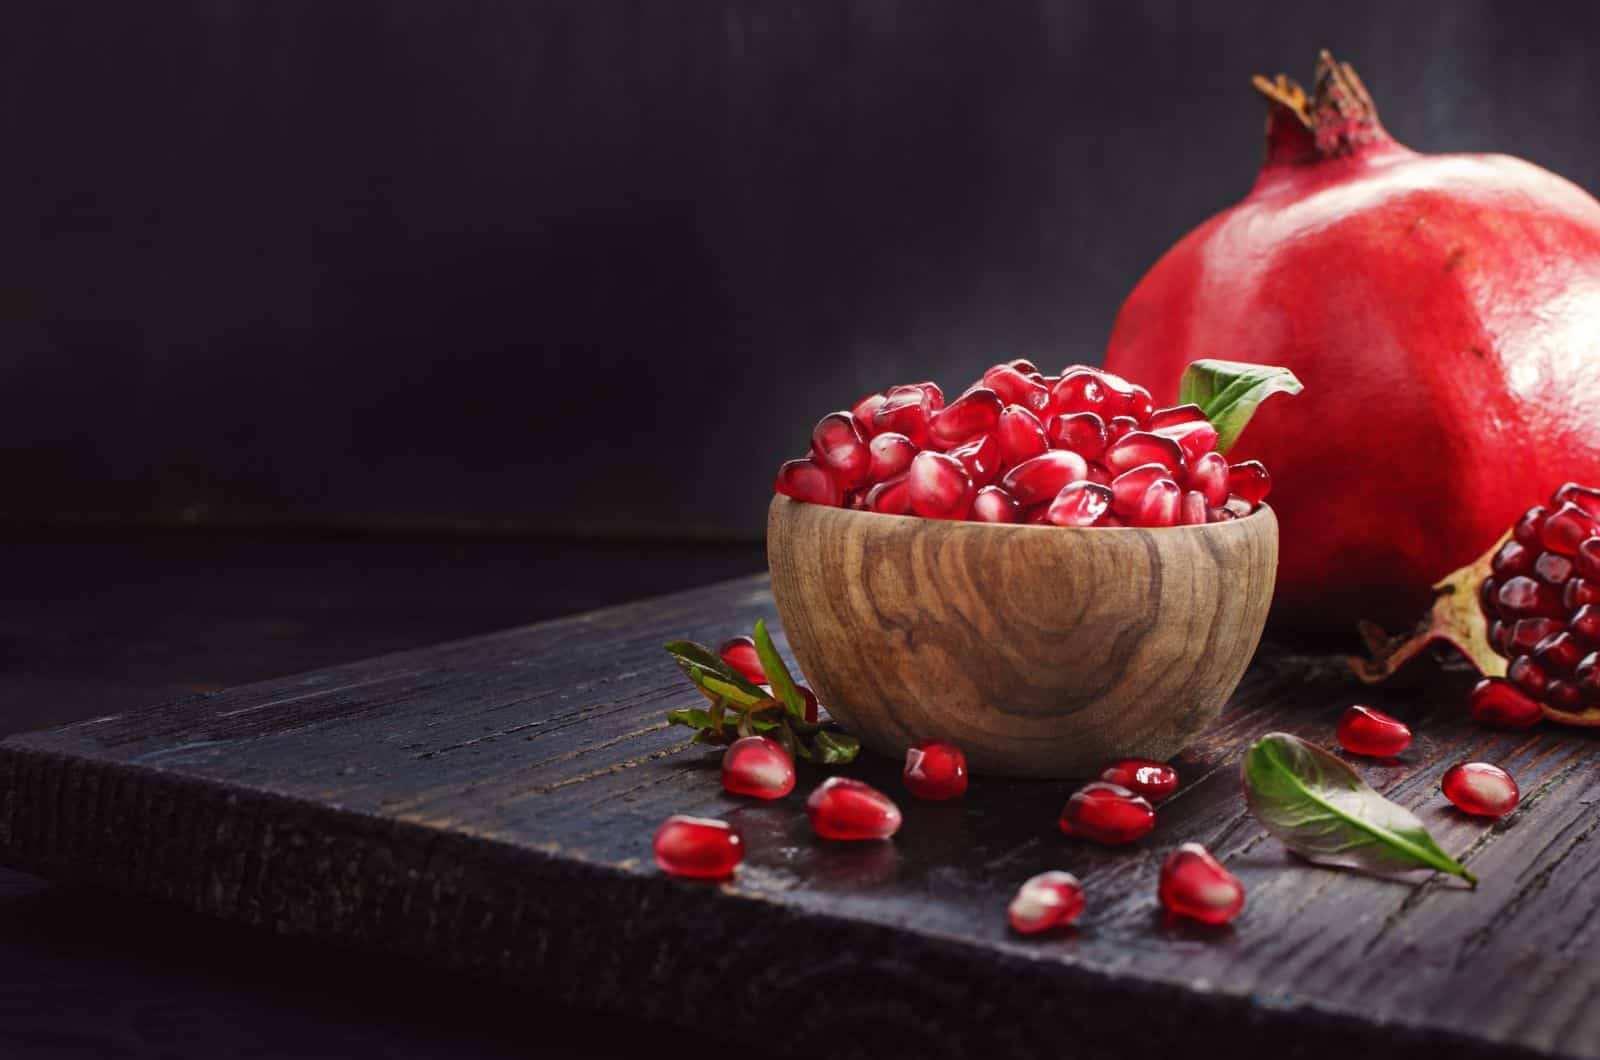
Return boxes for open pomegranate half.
[1354,482,1600,726]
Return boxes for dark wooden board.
[0,573,1595,1060]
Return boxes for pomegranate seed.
[653,815,743,878]
[1441,762,1519,817]
[1469,677,1542,728]
[1576,652,1600,694]
[1110,463,1169,518]
[1049,369,1108,417]
[1489,619,1512,656]
[1492,540,1537,578]
[997,405,1049,467]
[1498,576,1566,619]
[1514,505,1548,547]
[866,472,913,515]
[1535,630,1585,672]
[1148,404,1206,431]
[1098,758,1178,801]
[1556,482,1600,520]
[971,484,1023,524]
[903,739,968,800]
[1007,871,1085,934]
[721,736,796,800]
[930,387,1003,447]
[1000,450,1090,507]
[851,392,887,434]
[949,433,1002,489]
[982,364,1051,415]
[1105,430,1185,475]
[1226,461,1272,506]
[1104,415,1140,446]
[1179,489,1210,526]
[1152,420,1219,464]
[1223,495,1255,518]
[1577,538,1600,581]
[1208,505,1236,523]
[811,412,871,490]
[1085,462,1113,486]
[806,777,902,841]
[1132,478,1182,528]
[1509,655,1548,697]
[1047,411,1107,462]
[1509,617,1564,653]
[1047,481,1113,527]
[1186,451,1230,507]
[1480,576,1502,620]
[1336,704,1412,757]
[1127,384,1156,424]
[1542,502,1599,555]
[1058,782,1156,845]
[911,381,945,411]
[908,451,975,520]
[1570,603,1600,642]
[1025,502,1053,525]
[1006,357,1039,375]
[1096,371,1139,419]
[873,389,933,447]
[775,458,841,507]
[1565,578,1600,609]
[868,432,917,482]
[1159,843,1244,925]
[1547,679,1581,711]
[717,636,766,683]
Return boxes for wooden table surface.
[3,555,1595,1060]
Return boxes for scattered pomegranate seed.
[721,736,796,800]
[997,405,1050,467]
[1226,461,1272,506]
[902,739,969,800]
[971,485,1023,524]
[1336,704,1412,757]
[1148,404,1206,431]
[982,365,1051,415]
[1159,843,1244,925]
[930,387,1004,447]
[1098,758,1179,801]
[1110,463,1168,518]
[1541,502,1599,555]
[1186,451,1230,507]
[1469,677,1543,728]
[1133,478,1182,528]
[806,777,903,840]
[1048,411,1108,462]
[1104,430,1185,475]
[949,432,1003,489]
[1007,871,1086,934]
[1058,782,1156,845]
[1152,420,1219,465]
[908,451,975,520]
[1000,450,1090,506]
[866,472,913,515]
[1441,762,1519,817]
[717,636,766,683]
[1047,481,1112,527]
[1049,369,1108,417]
[653,815,743,879]
[775,458,841,507]
[867,432,916,482]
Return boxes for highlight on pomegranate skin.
[806,776,903,841]
[1159,843,1245,925]
[1335,704,1412,758]
[1441,762,1520,818]
[773,362,1275,529]
[1058,781,1156,845]
[721,736,795,800]
[1007,871,1086,935]
[1098,758,1179,802]
[653,815,744,879]
[902,739,969,801]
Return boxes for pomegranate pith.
[1442,762,1519,817]
[653,815,743,879]
[1159,843,1245,925]
[1007,871,1086,934]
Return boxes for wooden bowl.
[766,496,1278,778]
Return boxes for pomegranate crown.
[1253,50,1393,166]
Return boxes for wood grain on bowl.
[767,497,1278,777]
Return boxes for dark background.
[8,0,1600,541]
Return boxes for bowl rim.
[769,495,1274,534]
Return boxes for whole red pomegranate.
[1105,52,1600,633]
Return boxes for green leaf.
[664,641,768,706]
[1178,359,1304,453]
[752,619,807,722]
[666,708,715,729]
[1242,732,1477,885]
[809,729,861,765]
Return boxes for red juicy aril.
[776,361,1274,529]
[721,736,795,800]
[1335,704,1411,758]
[1058,782,1155,845]
[1105,51,1600,632]
[1007,871,1085,935]
[1099,758,1178,802]
[653,815,743,879]
[806,777,902,840]
[1441,762,1519,818]
[902,739,968,801]
[1159,843,1245,925]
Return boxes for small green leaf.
[752,619,807,722]
[666,708,715,729]
[1178,359,1304,453]
[1242,732,1477,884]
[809,729,861,764]
[665,641,768,706]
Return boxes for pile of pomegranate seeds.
[1335,704,1412,758]
[1007,871,1086,934]
[902,739,969,800]
[1159,843,1245,925]
[653,815,744,879]
[1441,762,1520,817]
[775,361,1272,527]
[1482,482,1600,725]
